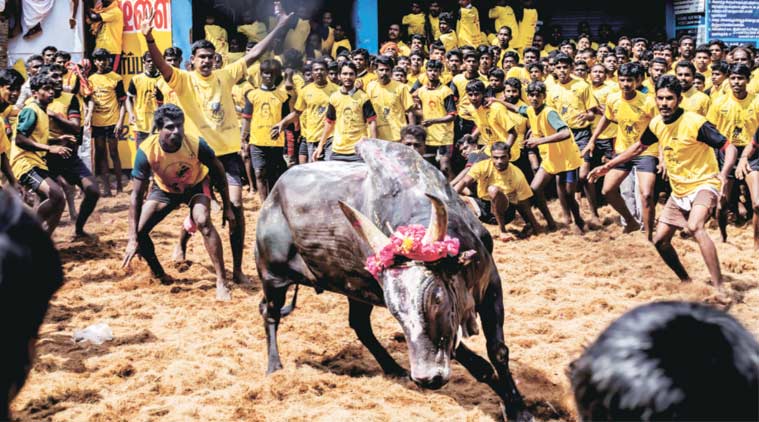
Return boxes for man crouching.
[122,104,236,300]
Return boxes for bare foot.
[498,232,515,242]
[233,270,250,285]
[623,222,641,233]
[216,280,232,301]
[587,216,602,229]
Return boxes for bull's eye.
[433,287,445,305]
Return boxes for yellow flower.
[400,237,414,253]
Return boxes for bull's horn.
[423,194,448,243]
[338,201,390,253]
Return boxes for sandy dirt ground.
[9,186,759,422]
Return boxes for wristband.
[146,38,156,44]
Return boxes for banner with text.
[707,0,759,46]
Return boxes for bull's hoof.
[266,362,283,375]
[381,363,408,379]
[216,284,232,301]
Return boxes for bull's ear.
[338,201,391,253]
[422,193,448,244]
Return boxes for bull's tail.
[280,284,300,317]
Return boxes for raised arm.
[243,12,295,67]
[141,8,174,82]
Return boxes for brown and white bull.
[255,140,532,421]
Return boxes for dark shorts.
[557,168,579,184]
[298,138,309,156]
[134,131,150,147]
[718,145,759,178]
[302,138,331,162]
[19,167,50,192]
[473,197,516,225]
[329,152,363,162]
[46,155,92,186]
[218,152,245,186]
[572,127,593,163]
[92,125,116,139]
[146,178,210,209]
[248,145,287,174]
[615,155,658,173]
[594,138,615,163]
[467,151,488,167]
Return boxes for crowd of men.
[1,1,759,420]
[1,1,759,299]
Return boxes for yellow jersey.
[326,89,377,154]
[284,18,311,53]
[415,83,456,146]
[243,86,290,147]
[95,1,124,55]
[507,99,529,162]
[645,110,724,197]
[468,158,532,202]
[294,81,339,142]
[681,86,710,116]
[429,15,441,40]
[331,39,352,58]
[440,31,458,52]
[488,6,519,41]
[167,60,247,156]
[402,13,426,36]
[88,71,125,127]
[48,93,81,139]
[547,77,597,129]
[457,6,483,47]
[525,105,582,174]
[11,102,49,177]
[706,92,759,148]
[238,21,268,42]
[591,83,618,140]
[128,73,163,133]
[204,25,229,58]
[470,102,514,153]
[603,91,658,156]
[514,8,538,49]
[132,133,210,194]
[451,73,488,120]
[366,79,414,141]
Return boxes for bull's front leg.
[478,280,533,422]
[348,298,408,377]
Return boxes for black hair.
[26,54,43,65]
[259,58,283,85]
[153,104,185,130]
[695,44,711,56]
[446,49,462,60]
[190,39,216,55]
[679,34,695,45]
[53,51,71,62]
[728,63,751,78]
[526,81,547,95]
[92,48,111,60]
[618,62,636,78]
[488,68,505,81]
[476,45,491,58]
[426,59,443,71]
[711,60,729,74]
[655,74,682,96]
[409,49,425,59]
[503,51,520,63]
[400,124,426,143]
[327,61,339,72]
[375,55,395,68]
[392,66,406,75]
[503,77,522,92]
[142,51,151,61]
[29,74,53,91]
[554,53,573,66]
[491,141,509,153]
[675,60,696,75]
[0,192,63,420]
[571,301,759,421]
[527,63,543,73]
[41,45,57,55]
[465,79,486,94]
[463,50,479,62]
[430,41,445,53]
[410,34,425,44]
[164,47,183,59]
[282,49,303,71]
[339,61,358,74]
[438,11,453,25]
[0,69,24,89]
[351,48,369,60]
[693,73,705,83]
[523,47,540,58]
[650,57,668,68]
[497,25,512,36]
[311,58,328,71]
[709,39,727,50]
[614,46,629,58]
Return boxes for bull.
[255,140,532,421]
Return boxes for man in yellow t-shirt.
[454,142,540,241]
[589,63,658,240]
[84,48,126,197]
[312,62,377,162]
[11,74,74,234]
[126,52,163,146]
[123,104,236,301]
[456,0,483,47]
[141,7,293,285]
[284,4,311,53]
[589,75,737,287]
[402,2,426,37]
[241,59,290,202]
[366,56,415,142]
[413,60,457,177]
[88,0,124,70]
[428,1,442,40]
[706,63,759,243]
[0,69,23,193]
[675,61,710,116]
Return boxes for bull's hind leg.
[348,299,407,377]
[260,283,289,374]
[478,281,533,422]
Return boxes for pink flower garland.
[365,224,461,280]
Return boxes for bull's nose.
[413,373,447,390]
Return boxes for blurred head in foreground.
[570,301,759,421]
[0,191,63,419]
